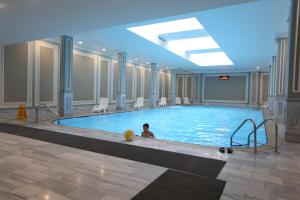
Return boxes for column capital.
[171,69,177,74]
[60,35,73,41]
[274,33,288,42]
[117,51,127,57]
[150,63,158,69]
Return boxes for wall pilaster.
[268,56,277,113]
[117,52,127,110]
[285,0,300,142]
[150,63,158,107]
[170,70,177,105]
[274,37,288,123]
[58,35,73,116]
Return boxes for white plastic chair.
[183,97,190,105]
[92,97,109,113]
[92,105,100,113]
[134,97,144,109]
[176,97,181,105]
[261,102,268,109]
[158,97,167,107]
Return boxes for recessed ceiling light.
[135,58,139,61]
[0,3,6,9]
[102,48,106,51]
[78,41,83,44]
[190,52,233,66]
[257,66,260,70]
[157,64,160,67]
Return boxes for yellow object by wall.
[124,130,134,141]
[17,104,27,120]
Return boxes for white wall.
[0,40,171,108]
[176,72,269,105]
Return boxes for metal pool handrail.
[230,118,257,154]
[35,104,60,124]
[247,118,278,153]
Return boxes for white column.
[58,35,73,116]
[274,36,288,123]
[117,52,126,110]
[199,74,203,103]
[268,56,277,112]
[247,72,251,104]
[255,72,260,106]
[150,63,158,107]
[285,0,300,142]
[170,70,177,105]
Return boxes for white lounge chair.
[176,97,181,105]
[133,97,144,109]
[92,98,109,113]
[261,102,268,109]
[183,97,190,105]
[158,97,167,107]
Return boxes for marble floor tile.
[1,107,300,200]
[10,184,44,199]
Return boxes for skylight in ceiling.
[167,36,220,56]
[190,52,233,66]
[128,18,202,38]
[127,17,233,67]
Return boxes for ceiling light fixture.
[102,48,106,51]
[0,3,6,9]
[78,41,83,44]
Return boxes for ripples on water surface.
[57,106,267,147]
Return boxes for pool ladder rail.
[35,104,61,124]
[230,118,278,154]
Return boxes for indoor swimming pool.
[56,106,267,147]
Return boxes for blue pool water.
[57,106,267,147]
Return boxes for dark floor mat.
[0,123,226,178]
[131,169,226,200]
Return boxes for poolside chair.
[158,97,167,107]
[261,102,268,109]
[176,97,181,105]
[92,98,109,113]
[133,97,144,109]
[183,97,190,105]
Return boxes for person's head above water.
[141,123,155,138]
[143,123,149,132]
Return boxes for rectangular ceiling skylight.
[128,17,203,35]
[167,36,220,56]
[190,52,233,66]
[127,17,203,43]
[127,17,234,67]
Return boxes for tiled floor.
[0,107,300,200]
[0,132,166,200]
